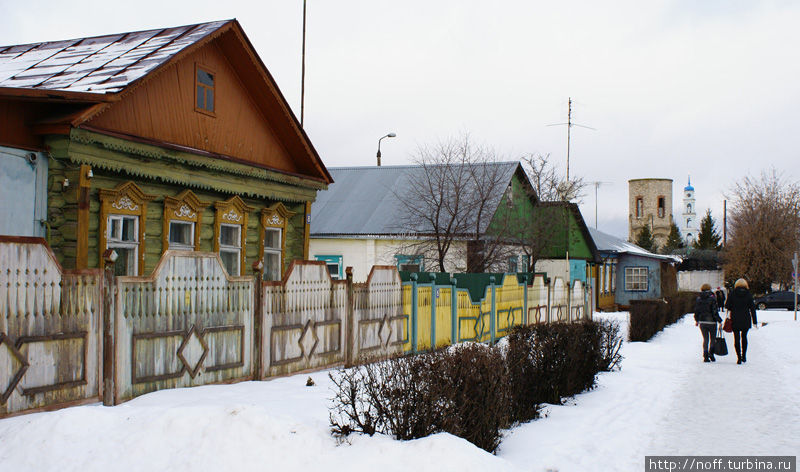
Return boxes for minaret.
[681,176,697,245]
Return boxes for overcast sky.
[3,0,799,239]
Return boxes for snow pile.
[1,311,797,472]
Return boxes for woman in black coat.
[724,278,758,364]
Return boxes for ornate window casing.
[163,190,208,252]
[99,182,156,276]
[214,196,253,277]
[260,203,295,281]
[395,254,424,272]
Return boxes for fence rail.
[0,238,589,418]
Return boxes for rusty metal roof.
[0,20,229,94]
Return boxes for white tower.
[681,176,697,245]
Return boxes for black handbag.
[713,327,728,356]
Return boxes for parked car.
[754,291,800,310]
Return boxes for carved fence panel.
[113,251,253,404]
[0,237,102,417]
[570,280,587,321]
[350,266,406,364]
[527,274,549,324]
[549,277,570,322]
[262,261,347,377]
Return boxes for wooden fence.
[0,238,588,418]
[0,237,102,417]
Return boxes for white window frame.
[624,266,648,292]
[107,215,139,276]
[168,220,195,251]
[219,223,242,276]
[263,227,282,281]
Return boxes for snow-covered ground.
[1,311,798,471]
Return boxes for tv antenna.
[547,97,595,182]
[588,181,613,229]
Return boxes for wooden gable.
[79,23,330,183]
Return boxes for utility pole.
[300,0,307,127]
[793,251,798,321]
[588,181,612,229]
[547,97,595,183]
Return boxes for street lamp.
[376,132,396,166]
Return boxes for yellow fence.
[402,273,588,353]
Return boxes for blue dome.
[684,176,694,192]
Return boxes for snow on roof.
[588,227,680,262]
[0,21,229,94]
[310,162,521,237]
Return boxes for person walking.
[715,286,726,312]
[694,283,721,362]
[724,278,758,365]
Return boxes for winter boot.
[742,353,746,363]
[703,353,710,363]
[709,353,716,362]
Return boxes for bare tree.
[724,169,800,293]
[522,153,585,203]
[394,134,516,272]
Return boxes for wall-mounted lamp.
[87,168,93,179]
[62,178,70,189]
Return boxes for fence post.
[429,273,436,350]
[410,273,418,353]
[450,275,457,344]
[546,277,552,324]
[252,262,264,379]
[345,267,355,366]
[101,251,116,406]
[522,274,528,325]
[490,275,496,345]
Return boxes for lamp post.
[376,132,396,166]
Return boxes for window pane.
[206,89,214,112]
[196,85,205,109]
[198,69,214,86]
[220,224,240,247]
[399,264,420,272]
[220,249,239,276]
[110,217,121,240]
[326,263,339,279]
[264,229,281,249]
[121,217,136,241]
[264,252,281,281]
[169,221,193,246]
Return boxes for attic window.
[195,65,215,115]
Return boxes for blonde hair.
[734,278,749,289]
[701,283,712,291]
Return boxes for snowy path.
[0,311,797,471]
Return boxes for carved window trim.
[214,196,254,276]
[163,190,208,252]
[259,203,296,281]
[99,182,156,276]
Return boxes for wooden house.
[0,20,332,279]
[309,162,599,284]
[588,227,679,309]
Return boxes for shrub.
[629,292,697,342]
[330,319,624,452]
[329,344,510,453]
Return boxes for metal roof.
[0,20,229,94]
[588,227,680,261]
[310,162,521,236]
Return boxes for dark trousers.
[733,329,749,359]
[700,324,716,356]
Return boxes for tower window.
[657,196,665,218]
[635,197,643,218]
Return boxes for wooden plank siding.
[85,40,303,176]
